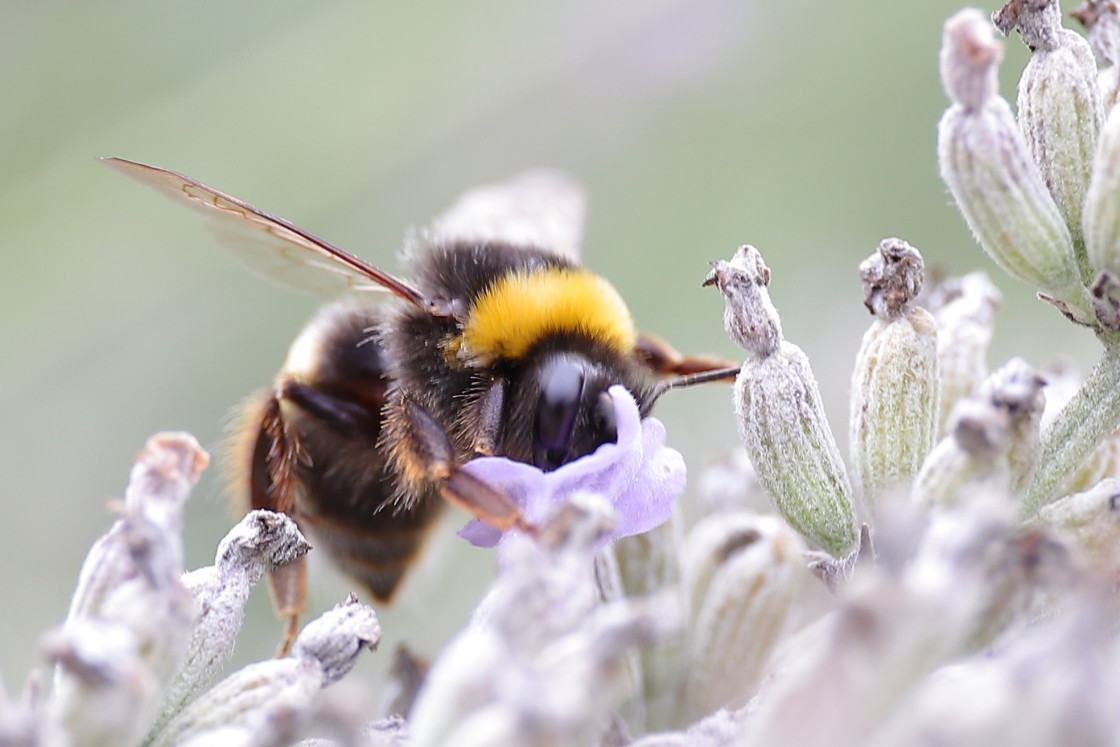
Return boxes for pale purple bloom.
[458,385,686,548]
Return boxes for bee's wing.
[101,157,429,307]
[428,170,587,262]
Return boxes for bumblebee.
[104,159,735,649]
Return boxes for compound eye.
[535,358,586,470]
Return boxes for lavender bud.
[913,399,1014,510]
[925,272,1002,436]
[150,511,312,735]
[1083,104,1120,279]
[65,433,208,625]
[1072,0,1120,108]
[410,494,680,747]
[59,433,207,713]
[941,8,1002,110]
[1001,0,1103,254]
[612,518,681,602]
[291,595,381,685]
[610,518,683,732]
[871,606,1110,747]
[1057,423,1120,496]
[44,619,160,747]
[914,358,1046,508]
[696,450,764,514]
[707,246,858,557]
[850,239,940,505]
[748,493,1064,746]
[676,514,806,723]
[938,9,1094,324]
[146,657,320,747]
[1035,477,1120,576]
[981,358,1048,493]
[148,597,379,747]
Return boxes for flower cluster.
[937,0,1120,513]
[6,2,1120,744]
[0,434,383,747]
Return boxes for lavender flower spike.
[458,385,685,548]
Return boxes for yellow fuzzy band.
[458,267,636,365]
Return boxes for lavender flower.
[457,385,685,548]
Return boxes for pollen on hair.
[459,267,637,365]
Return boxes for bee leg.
[269,561,307,657]
[279,379,381,431]
[243,392,308,656]
[257,380,397,654]
[389,395,530,533]
[635,331,740,378]
[470,377,506,456]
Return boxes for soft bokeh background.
[0,0,1097,697]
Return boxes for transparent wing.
[428,170,587,262]
[101,157,429,306]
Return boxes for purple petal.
[457,520,503,547]
[457,386,686,549]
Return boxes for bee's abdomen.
[300,491,444,601]
[247,299,449,603]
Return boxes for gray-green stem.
[1023,341,1120,515]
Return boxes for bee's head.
[531,353,621,471]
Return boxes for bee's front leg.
[385,394,530,533]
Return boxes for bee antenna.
[642,365,740,414]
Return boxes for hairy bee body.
[103,157,735,650]
[385,241,653,470]
[237,301,441,603]
[243,240,653,605]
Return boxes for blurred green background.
[0,0,1097,697]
